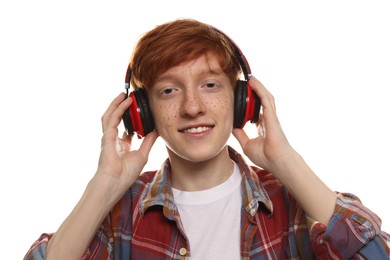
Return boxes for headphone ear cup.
[233,80,261,128]
[122,88,155,137]
[133,88,155,136]
[122,104,134,134]
[233,80,248,128]
[251,88,261,124]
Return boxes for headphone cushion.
[233,80,248,128]
[122,106,133,134]
[133,88,155,136]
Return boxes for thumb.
[232,128,249,149]
[138,131,159,159]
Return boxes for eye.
[201,81,223,92]
[203,82,218,89]
[161,88,174,95]
[159,87,179,97]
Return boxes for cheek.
[209,94,234,115]
[153,104,178,127]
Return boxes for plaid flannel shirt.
[25,147,390,259]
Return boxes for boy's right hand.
[95,92,158,207]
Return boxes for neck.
[168,145,234,191]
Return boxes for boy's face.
[148,53,234,162]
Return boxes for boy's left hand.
[232,77,296,174]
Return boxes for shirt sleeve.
[307,193,390,259]
[23,187,135,260]
[23,233,53,260]
[23,224,113,260]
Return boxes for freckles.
[158,104,178,125]
[209,97,230,111]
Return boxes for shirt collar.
[138,146,273,218]
[228,146,273,216]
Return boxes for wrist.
[46,175,118,259]
[267,148,303,178]
[267,149,337,225]
[87,173,125,214]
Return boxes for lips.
[179,125,214,134]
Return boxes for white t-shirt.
[172,162,242,259]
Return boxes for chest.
[130,203,294,259]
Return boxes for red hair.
[129,19,241,89]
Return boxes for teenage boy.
[25,19,390,259]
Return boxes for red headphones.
[122,28,261,137]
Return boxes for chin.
[166,142,229,163]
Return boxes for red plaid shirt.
[25,147,390,259]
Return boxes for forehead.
[155,53,224,83]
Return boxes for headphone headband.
[124,68,131,96]
[125,26,251,89]
[211,27,252,81]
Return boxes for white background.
[1,1,389,259]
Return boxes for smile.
[180,126,213,134]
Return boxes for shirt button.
[179,247,187,256]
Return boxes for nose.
[180,89,206,118]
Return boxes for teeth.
[182,126,211,133]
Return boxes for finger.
[249,77,276,113]
[103,95,132,134]
[232,128,250,148]
[122,130,132,143]
[120,131,133,152]
[257,114,266,138]
[249,77,281,128]
[138,131,159,160]
[101,93,128,133]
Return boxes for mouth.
[179,125,214,134]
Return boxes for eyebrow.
[156,68,224,83]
